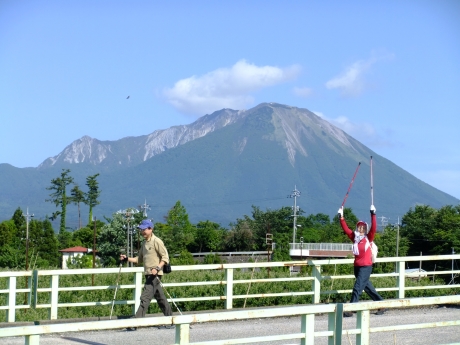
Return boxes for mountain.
[37,108,245,171]
[1,103,458,229]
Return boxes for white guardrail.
[1,295,460,345]
[0,255,459,344]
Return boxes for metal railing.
[1,295,460,345]
[1,254,459,323]
[290,242,353,251]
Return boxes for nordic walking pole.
[110,261,123,320]
[370,156,374,205]
[341,162,361,207]
[156,276,183,315]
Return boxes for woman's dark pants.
[350,265,384,303]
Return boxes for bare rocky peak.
[258,103,357,165]
[38,103,355,168]
[39,136,112,167]
[39,108,246,168]
[143,108,245,160]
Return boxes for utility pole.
[288,186,301,245]
[378,215,388,229]
[23,208,33,307]
[92,217,97,286]
[24,208,34,271]
[139,199,150,217]
[396,217,400,257]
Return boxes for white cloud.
[293,86,313,98]
[163,60,301,115]
[326,51,394,97]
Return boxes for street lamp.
[116,208,139,267]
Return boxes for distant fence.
[0,254,459,322]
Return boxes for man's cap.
[138,219,153,230]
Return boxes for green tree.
[225,220,256,251]
[0,219,16,249]
[72,219,105,249]
[12,207,25,229]
[430,205,460,255]
[0,219,20,268]
[86,173,101,225]
[193,221,225,252]
[37,219,60,268]
[46,169,74,246]
[97,213,127,266]
[401,205,437,257]
[164,201,194,255]
[70,184,86,229]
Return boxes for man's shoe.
[343,312,353,317]
[125,327,137,331]
[157,324,175,329]
[375,308,386,315]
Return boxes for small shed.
[59,246,98,269]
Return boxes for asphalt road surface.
[2,306,460,345]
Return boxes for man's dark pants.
[135,275,172,317]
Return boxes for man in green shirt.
[120,219,172,325]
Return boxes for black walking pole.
[155,276,183,315]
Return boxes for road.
[2,305,460,345]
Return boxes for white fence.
[0,254,459,323]
[1,295,460,345]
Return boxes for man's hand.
[338,206,344,218]
[370,205,376,215]
[120,254,128,263]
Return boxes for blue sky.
[1,0,459,200]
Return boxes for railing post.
[26,275,32,306]
[225,268,234,309]
[356,310,370,345]
[300,313,315,345]
[334,303,343,345]
[327,311,336,345]
[175,323,190,344]
[32,270,38,309]
[6,276,16,322]
[397,260,405,298]
[312,265,321,304]
[133,271,143,315]
[25,334,40,345]
[49,275,59,320]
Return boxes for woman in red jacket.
[338,204,385,317]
